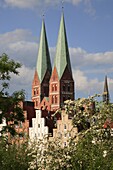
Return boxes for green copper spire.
[103,75,109,104]
[54,13,72,79]
[36,20,52,82]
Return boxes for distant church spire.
[103,75,109,104]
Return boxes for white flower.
[103,150,107,157]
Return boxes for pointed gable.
[32,70,39,86]
[36,20,52,83]
[50,67,59,82]
[54,13,72,80]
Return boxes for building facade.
[49,109,78,147]
[32,13,75,112]
[8,101,35,144]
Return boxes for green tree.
[0,54,37,170]
[0,53,25,136]
[0,138,35,170]
[66,97,113,170]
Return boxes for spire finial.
[61,0,64,12]
[41,10,45,20]
[42,12,45,20]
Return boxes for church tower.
[49,13,75,111]
[32,19,52,109]
[103,75,109,104]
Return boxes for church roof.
[54,13,72,79]
[36,20,52,83]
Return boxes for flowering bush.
[35,95,113,170]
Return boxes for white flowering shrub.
[34,95,113,170]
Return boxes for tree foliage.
[0,138,35,170]
[0,53,25,136]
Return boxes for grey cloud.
[8,41,38,67]
[2,0,59,9]
[0,29,35,43]
[0,29,38,68]
[10,65,34,99]
[73,69,102,92]
[73,69,113,100]
[2,0,90,10]
[69,47,113,69]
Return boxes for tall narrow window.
[34,89,36,96]
[55,84,57,91]
[36,101,38,106]
[52,85,54,92]
[68,96,70,100]
[52,96,54,104]
[68,85,70,92]
[55,95,57,104]
[63,85,66,91]
[44,86,48,96]
[64,124,66,129]
[64,142,67,147]
[64,133,67,138]
[63,96,66,102]
[19,121,23,128]
[37,88,39,95]
[58,132,62,138]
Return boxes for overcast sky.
[0,0,113,101]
